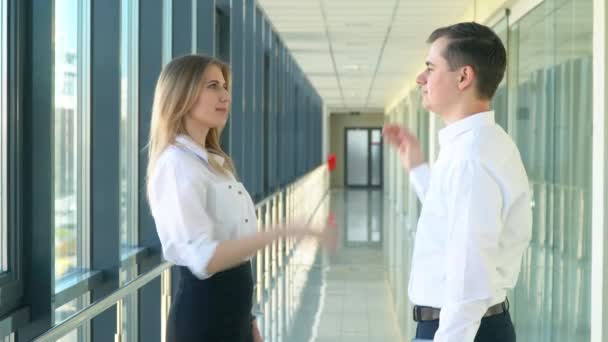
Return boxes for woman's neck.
[184,118,209,149]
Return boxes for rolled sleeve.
[409,163,431,201]
[434,160,502,342]
[149,155,219,279]
[165,238,219,279]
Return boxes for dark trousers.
[166,262,254,342]
[415,311,516,342]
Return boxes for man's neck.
[440,101,491,126]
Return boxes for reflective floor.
[257,188,401,342]
[252,187,593,341]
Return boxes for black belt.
[413,298,509,322]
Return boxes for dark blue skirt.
[166,261,254,342]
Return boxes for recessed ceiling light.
[343,64,361,71]
[345,22,371,28]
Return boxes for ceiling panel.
[258,0,471,112]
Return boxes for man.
[383,22,532,342]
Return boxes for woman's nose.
[221,89,231,103]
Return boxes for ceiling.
[257,0,472,113]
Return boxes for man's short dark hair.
[427,22,506,100]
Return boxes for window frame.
[0,0,8,276]
[0,0,26,321]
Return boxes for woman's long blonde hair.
[146,54,236,197]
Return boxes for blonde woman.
[147,54,332,342]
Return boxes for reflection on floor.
[258,188,401,342]
[262,186,593,342]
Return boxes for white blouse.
[148,135,258,279]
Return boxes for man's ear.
[457,65,475,91]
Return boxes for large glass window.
[0,0,7,273]
[492,17,508,130]
[509,0,592,341]
[55,294,89,341]
[119,0,139,340]
[120,0,138,255]
[162,0,172,64]
[53,0,90,283]
[53,4,91,337]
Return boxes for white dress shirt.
[148,135,258,279]
[408,111,532,342]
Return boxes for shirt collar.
[175,134,209,163]
[438,111,495,146]
[175,134,226,166]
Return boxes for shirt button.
[228,185,232,189]
[238,191,242,195]
[245,219,249,223]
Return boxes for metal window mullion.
[0,0,7,271]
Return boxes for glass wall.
[509,0,592,341]
[384,0,593,340]
[119,0,139,340]
[119,0,138,256]
[53,0,90,283]
[162,0,172,65]
[53,1,90,339]
[0,0,7,273]
[55,295,89,341]
[492,16,509,130]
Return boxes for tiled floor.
[260,188,401,342]
[259,185,594,342]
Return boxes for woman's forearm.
[206,227,314,275]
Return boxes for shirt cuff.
[409,163,430,201]
[181,238,219,280]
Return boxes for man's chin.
[421,101,432,112]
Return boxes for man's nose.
[416,72,426,85]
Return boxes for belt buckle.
[413,306,419,322]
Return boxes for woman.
[147,54,331,342]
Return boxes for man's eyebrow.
[425,61,434,67]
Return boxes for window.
[191,0,197,53]
[491,17,508,131]
[162,0,172,65]
[510,0,592,340]
[119,0,138,255]
[215,8,230,62]
[53,0,90,286]
[0,0,7,273]
[55,295,89,341]
[119,0,139,339]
